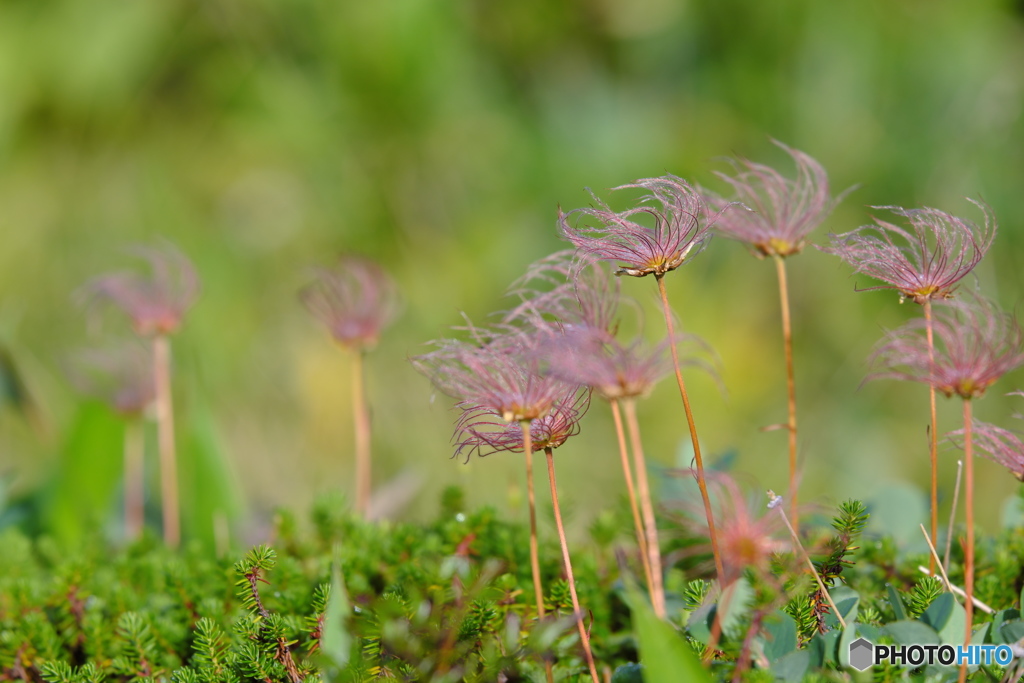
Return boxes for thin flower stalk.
[153,334,179,547]
[560,175,725,583]
[520,420,546,628]
[623,398,667,619]
[710,143,845,534]
[302,256,399,517]
[924,299,939,573]
[123,418,145,539]
[656,275,724,581]
[959,399,974,683]
[544,446,600,683]
[610,398,654,599]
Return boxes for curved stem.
[545,447,600,683]
[623,399,666,619]
[655,274,723,580]
[610,398,654,596]
[774,256,799,534]
[958,399,974,683]
[352,350,371,517]
[153,334,179,548]
[520,421,546,621]
[923,299,939,575]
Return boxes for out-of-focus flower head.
[708,141,843,258]
[504,250,620,337]
[949,414,1024,481]
[452,389,589,461]
[81,242,199,336]
[66,340,155,417]
[869,295,1024,400]
[674,472,787,584]
[412,321,576,423]
[821,201,995,304]
[539,326,675,401]
[301,255,399,351]
[559,175,717,278]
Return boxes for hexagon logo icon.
[849,637,874,672]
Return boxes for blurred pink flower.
[821,201,994,304]
[82,242,199,336]
[870,296,1024,399]
[504,250,620,336]
[453,389,589,461]
[709,141,843,258]
[412,322,576,423]
[301,255,399,350]
[66,340,155,416]
[559,175,717,277]
[949,417,1024,481]
[539,326,674,401]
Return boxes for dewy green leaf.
[762,610,798,662]
[625,583,710,683]
[885,620,941,646]
[886,584,909,621]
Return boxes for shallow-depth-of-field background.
[2,0,1024,546]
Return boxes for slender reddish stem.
[520,421,546,621]
[773,257,799,534]
[124,417,144,540]
[610,398,654,596]
[958,399,974,683]
[153,334,179,548]
[923,299,939,575]
[352,349,372,517]
[655,274,723,580]
[545,447,600,683]
[623,399,666,619]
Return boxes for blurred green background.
[2,0,1024,547]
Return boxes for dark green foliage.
[905,575,943,619]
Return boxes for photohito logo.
[848,637,1013,672]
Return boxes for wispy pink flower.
[559,176,717,277]
[674,473,787,584]
[453,389,589,461]
[539,327,673,401]
[949,417,1024,481]
[301,255,399,350]
[412,323,576,423]
[708,141,843,258]
[870,296,1024,399]
[821,201,995,304]
[504,250,620,336]
[82,243,199,336]
[66,340,155,416]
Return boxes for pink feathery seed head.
[504,250,621,337]
[949,418,1024,482]
[66,340,155,417]
[559,175,718,278]
[671,472,787,584]
[820,200,995,304]
[538,326,674,401]
[452,389,590,461]
[411,322,574,423]
[300,255,399,351]
[81,242,199,336]
[869,295,1024,400]
[708,140,844,258]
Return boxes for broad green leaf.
[885,620,940,646]
[610,663,644,683]
[762,610,797,661]
[1000,620,1024,643]
[717,577,753,640]
[44,402,124,542]
[920,593,965,645]
[825,586,859,629]
[770,649,809,683]
[625,584,711,683]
